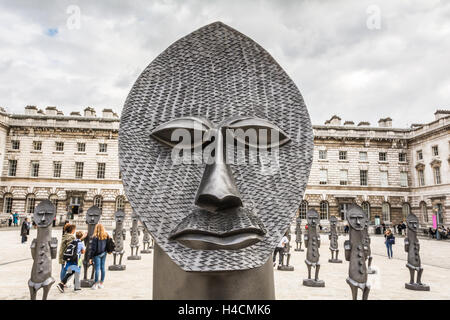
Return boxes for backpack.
[63,240,79,262]
[106,236,115,253]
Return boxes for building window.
[382,202,390,222]
[379,152,387,162]
[75,162,84,179]
[380,171,388,187]
[432,145,439,156]
[319,150,327,160]
[360,170,368,186]
[3,194,13,214]
[362,202,370,218]
[402,203,411,220]
[53,161,62,178]
[417,150,423,160]
[320,201,329,220]
[8,160,17,176]
[99,143,108,153]
[420,202,428,223]
[417,169,425,186]
[11,140,20,150]
[299,200,308,219]
[339,151,347,160]
[26,194,36,214]
[319,169,328,185]
[434,167,441,184]
[97,163,106,179]
[49,194,58,210]
[30,161,39,177]
[359,151,368,161]
[339,170,348,185]
[55,141,64,151]
[399,153,407,162]
[400,172,408,187]
[77,143,86,152]
[115,196,125,211]
[93,196,103,212]
[33,141,42,151]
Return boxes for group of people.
[394,222,407,235]
[428,226,450,239]
[8,212,20,227]
[56,222,112,293]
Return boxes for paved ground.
[1,226,449,300]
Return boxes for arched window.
[299,200,308,219]
[49,194,58,210]
[26,194,36,214]
[402,203,411,220]
[93,196,103,212]
[420,202,428,223]
[362,201,370,218]
[115,196,125,212]
[3,193,13,214]
[382,202,390,222]
[320,201,329,220]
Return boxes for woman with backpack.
[384,228,395,259]
[57,230,87,292]
[58,224,76,281]
[89,223,111,290]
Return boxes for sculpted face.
[115,210,125,223]
[34,200,56,228]
[407,214,419,231]
[119,22,313,272]
[346,205,366,231]
[306,210,319,227]
[86,206,101,225]
[329,216,338,228]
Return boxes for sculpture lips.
[169,207,266,250]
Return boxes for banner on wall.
[432,215,437,229]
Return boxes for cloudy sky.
[0,0,448,127]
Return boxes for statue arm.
[328,233,331,240]
[317,236,321,248]
[404,238,409,252]
[344,240,351,261]
[303,234,309,247]
[50,237,58,259]
[30,239,36,259]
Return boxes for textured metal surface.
[119,21,313,272]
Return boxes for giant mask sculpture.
[119,22,313,299]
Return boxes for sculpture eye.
[225,117,291,148]
[150,117,213,149]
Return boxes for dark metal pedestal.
[153,244,275,300]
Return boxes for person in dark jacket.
[384,228,394,259]
[20,218,30,243]
[89,223,109,290]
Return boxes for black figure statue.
[141,227,152,254]
[344,204,370,300]
[278,229,294,271]
[127,213,141,260]
[109,210,126,271]
[28,200,58,300]
[405,213,430,291]
[362,210,376,274]
[328,216,342,263]
[294,216,304,252]
[80,205,101,287]
[303,209,325,287]
[119,22,314,299]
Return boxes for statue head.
[115,210,125,223]
[33,200,56,228]
[406,213,419,232]
[329,215,338,228]
[306,210,319,227]
[346,204,366,231]
[119,22,313,272]
[86,206,101,225]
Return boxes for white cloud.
[0,0,448,127]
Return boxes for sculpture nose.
[195,128,243,212]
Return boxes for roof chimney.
[378,117,392,127]
[102,108,114,118]
[84,107,96,117]
[25,105,38,115]
[435,110,450,120]
[45,106,58,116]
[357,121,370,127]
[70,111,81,116]
[329,115,341,126]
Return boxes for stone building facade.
[0,106,448,228]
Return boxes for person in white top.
[273,233,289,267]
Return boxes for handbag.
[106,236,115,253]
[389,236,396,245]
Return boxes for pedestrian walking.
[89,223,109,290]
[58,224,76,282]
[20,218,30,243]
[8,213,12,227]
[273,232,289,267]
[13,212,19,226]
[384,228,395,259]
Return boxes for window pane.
[8,160,17,176]
[319,150,327,160]
[33,141,42,151]
[77,143,86,152]
[359,152,367,161]
[360,170,368,186]
[99,143,107,153]
[97,163,106,179]
[379,152,386,161]
[75,162,84,179]
[434,167,441,184]
[53,161,62,178]
[319,169,327,184]
[30,161,39,177]
[11,140,20,150]
[340,170,348,185]
[339,151,347,160]
[299,201,308,219]
[320,201,328,220]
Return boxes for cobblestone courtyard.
[1,227,449,300]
